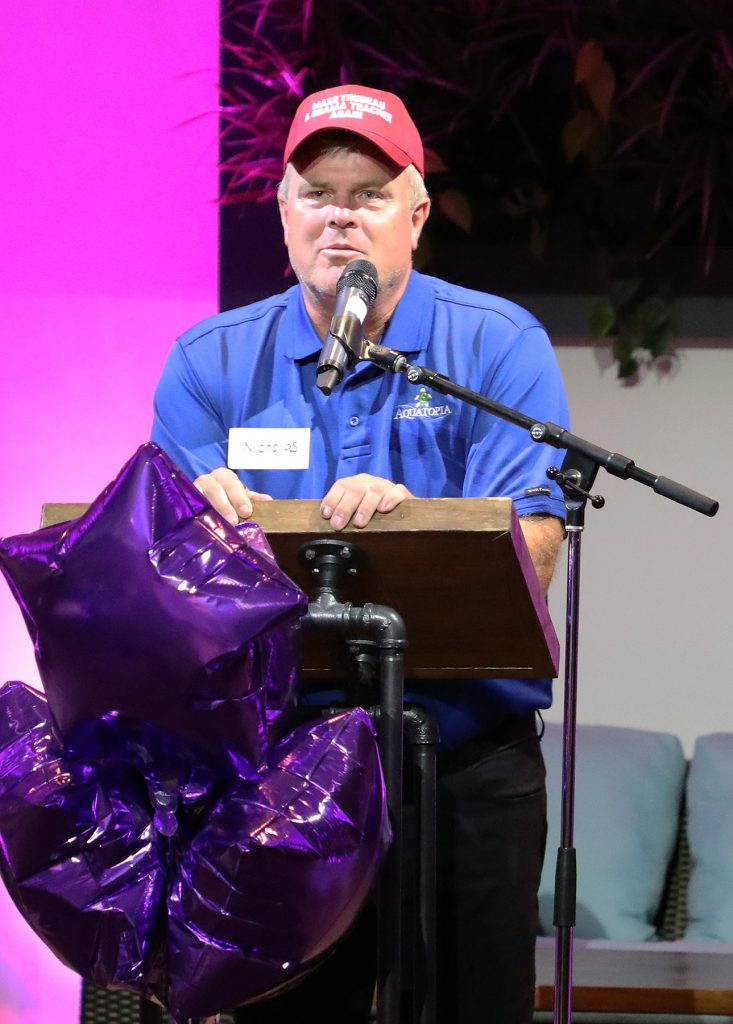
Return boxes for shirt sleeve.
[151,336,229,482]
[463,323,570,519]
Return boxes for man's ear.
[411,197,431,251]
[277,194,289,246]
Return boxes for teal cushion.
[686,732,733,941]
[539,723,686,940]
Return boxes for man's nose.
[328,205,358,229]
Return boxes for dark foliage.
[220,0,733,377]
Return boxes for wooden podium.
[247,496,559,680]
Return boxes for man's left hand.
[320,474,412,530]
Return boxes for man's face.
[277,137,430,320]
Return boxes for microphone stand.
[361,341,719,1024]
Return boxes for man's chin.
[309,262,358,295]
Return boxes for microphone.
[316,259,379,396]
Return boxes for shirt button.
[349,416,360,426]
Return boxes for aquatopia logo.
[393,387,452,421]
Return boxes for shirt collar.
[283,270,433,362]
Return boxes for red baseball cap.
[283,85,424,177]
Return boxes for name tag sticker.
[228,427,311,470]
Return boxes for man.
[152,84,569,1023]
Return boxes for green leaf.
[613,334,639,377]
[644,322,674,358]
[609,277,642,307]
[587,301,616,337]
[613,331,638,377]
[637,296,672,329]
[617,355,639,379]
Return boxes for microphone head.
[336,259,379,304]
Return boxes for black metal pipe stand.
[299,538,408,1024]
[138,999,162,1024]
[404,706,439,1024]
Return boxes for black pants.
[235,715,546,1024]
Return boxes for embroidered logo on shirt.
[393,387,452,421]
[524,485,551,497]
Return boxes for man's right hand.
[193,467,272,525]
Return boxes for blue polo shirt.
[152,271,570,746]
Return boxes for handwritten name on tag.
[228,428,310,470]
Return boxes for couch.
[535,723,733,1022]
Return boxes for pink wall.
[0,4,219,1021]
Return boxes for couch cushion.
[686,732,733,941]
[539,723,686,940]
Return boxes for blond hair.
[278,133,428,209]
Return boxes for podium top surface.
[41,497,559,680]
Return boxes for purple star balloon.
[0,443,307,776]
[0,443,389,1020]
